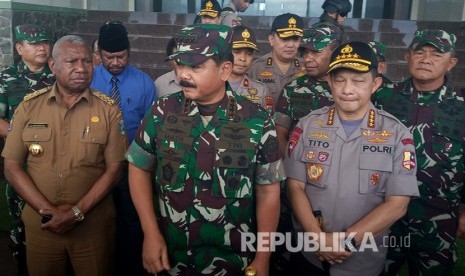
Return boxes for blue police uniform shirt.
[91,64,157,142]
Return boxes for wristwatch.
[72,206,85,222]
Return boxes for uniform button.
[91,137,96,142]
[58,173,64,178]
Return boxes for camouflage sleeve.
[372,85,394,109]
[283,120,307,183]
[384,123,419,197]
[255,114,286,184]
[0,73,8,119]
[125,104,159,171]
[274,85,292,128]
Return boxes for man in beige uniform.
[247,13,306,109]
[2,35,127,276]
[229,25,272,113]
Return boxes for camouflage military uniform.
[126,86,285,275]
[275,75,333,131]
[0,24,54,273]
[373,78,465,275]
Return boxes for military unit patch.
[370,173,381,185]
[307,163,323,182]
[288,127,303,156]
[318,152,329,162]
[306,150,316,160]
[401,138,414,146]
[402,151,416,171]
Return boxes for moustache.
[179,79,197,88]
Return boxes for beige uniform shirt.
[154,70,181,98]
[247,52,305,108]
[2,84,127,225]
[233,76,273,114]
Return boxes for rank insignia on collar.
[294,59,300,67]
[327,108,335,125]
[307,163,323,182]
[267,57,273,66]
[367,109,376,128]
[243,78,249,87]
[370,173,381,185]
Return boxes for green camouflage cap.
[368,41,386,60]
[300,25,341,51]
[327,41,378,74]
[170,24,232,67]
[410,29,456,53]
[199,0,221,18]
[14,24,50,43]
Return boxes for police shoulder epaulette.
[23,87,51,101]
[92,89,115,105]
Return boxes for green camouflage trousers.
[385,218,457,276]
[5,183,26,257]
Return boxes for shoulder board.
[92,90,115,105]
[23,87,51,101]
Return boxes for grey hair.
[52,35,88,58]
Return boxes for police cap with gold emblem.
[271,13,303,39]
[231,25,259,51]
[327,41,378,74]
[199,0,222,18]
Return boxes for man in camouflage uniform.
[247,13,306,109]
[127,24,284,275]
[0,24,54,276]
[367,41,393,89]
[372,29,465,275]
[220,0,255,27]
[312,0,352,40]
[229,25,271,112]
[275,25,341,157]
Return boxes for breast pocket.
[79,129,107,165]
[359,155,392,194]
[302,146,332,189]
[22,128,52,163]
[212,149,254,199]
[155,144,188,194]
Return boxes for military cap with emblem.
[367,41,387,61]
[409,29,456,53]
[14,24,50,43]
[199,0,222,18]
[170,24,233,67]
[271,13,304,39]
[98,21,130,53]
[231,25,259,51]
[300,25,342,52]
[327,41,378,74]
[322,0,352,16]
